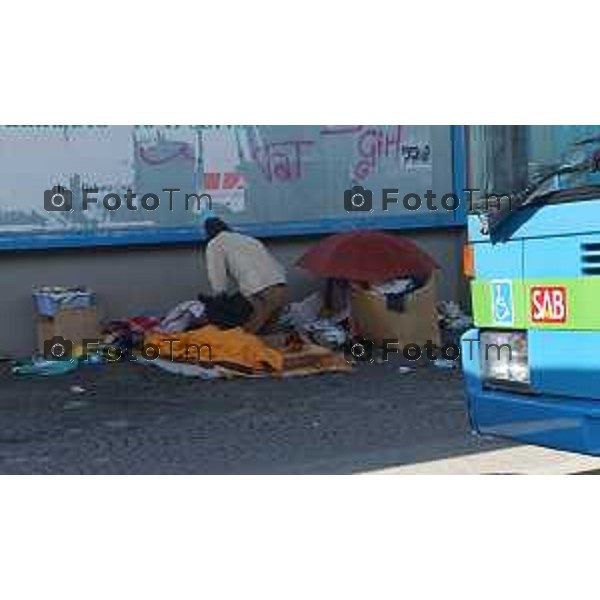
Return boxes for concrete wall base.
[0,228,467,356]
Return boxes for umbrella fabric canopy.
[297,231,438,284]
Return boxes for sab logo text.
[530,286,568,324]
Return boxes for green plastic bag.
[12,357,79,377]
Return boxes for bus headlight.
[480,330,530,386]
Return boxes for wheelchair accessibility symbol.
[491,280,514,325]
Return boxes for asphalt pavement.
[0,357,508,474]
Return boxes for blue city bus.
[461,132,600,454]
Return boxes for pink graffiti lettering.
[352,126,403,180]
[251,140,314,183]
[353,159,373,181]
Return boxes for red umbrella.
[297,230,438,284]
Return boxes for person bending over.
[203,216,288,334]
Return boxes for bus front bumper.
[462,328,600,456]
[468,388,600,456]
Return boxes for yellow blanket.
[146,325,283,374]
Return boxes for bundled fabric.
[279,292,323,329]
[146,325,283,374]
[278,281,352,349]
[160,300,207,333]
[302,319,348,349]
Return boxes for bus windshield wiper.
[477,156,600,234]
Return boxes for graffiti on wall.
[0,125,437,233]
[320,125,431,180]
[135,126,431,187]
[249,139,315,183]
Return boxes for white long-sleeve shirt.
[205,231,287,297]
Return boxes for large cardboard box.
[350,273,440,348]
[36,308,99,354]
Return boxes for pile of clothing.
[278,279,352,350]
[159,300,207,333]
[101,291,351,379]
[103,316,162,353]
[102,270,438,378]
[103,293,254,352]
